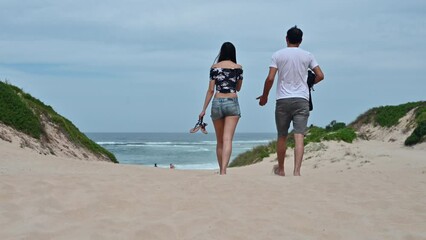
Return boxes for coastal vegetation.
[229,121,356,168]
[349,101,426,146]
[0,81,42,139]
[0,80,118,163]
[230,101,425,167]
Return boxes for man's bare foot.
[293,171,301,176]
[273,165,285,176]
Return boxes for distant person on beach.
[257,26,324,176]
[169,163,175,169]
[198,42,243,175]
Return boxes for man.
[257,26,324,176]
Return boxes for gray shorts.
[275,98,310,136]
[211,98,241,121]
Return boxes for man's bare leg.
[293,133,304,176]
[275,136,287,176]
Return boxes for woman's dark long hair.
[216,42,237,63]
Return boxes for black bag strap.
[307,70,316,111]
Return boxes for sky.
[1,0,425,133]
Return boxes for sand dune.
[1,138,425,240]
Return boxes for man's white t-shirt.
[270,47,319,101]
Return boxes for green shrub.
[350,101,426,146]
[231,102,426,167]
[0,80,118,163]
[415,107,426,124]
[374,102,421,127]
[305,126,327,144]
[404,135,419,146]
[404,103,426,146]
[325,120,346,131]
[230,120,357,167]
[323,128,357,143]
[229,143,273,167]
[0,82,42,138]
[405,121,426,146]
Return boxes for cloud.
[1,0,425,132]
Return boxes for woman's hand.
[199,111,206,119]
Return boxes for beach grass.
[229,121,356,167]
[231,101,426,168]
[0,80,118,163]
[350,101,426,146]
[0,81,43,139]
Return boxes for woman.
[198,42,243,175]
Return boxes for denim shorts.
[211,98,241,121]
[275,98,310,136]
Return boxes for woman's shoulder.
[234,64,243,69]
[211,62,243,70]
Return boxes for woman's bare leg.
[220,116,239,174]
[213,119,224,172]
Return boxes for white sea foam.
[89,133,276,170]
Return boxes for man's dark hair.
[287,25,303,44]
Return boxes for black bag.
[307,70,316,111]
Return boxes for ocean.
[86,132,276,170]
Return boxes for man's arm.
[257,67,277,106]
[312,66,324,84]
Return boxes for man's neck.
[287,43,300,48]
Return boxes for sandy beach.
[1,138,426,240]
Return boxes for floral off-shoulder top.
[210,68,243,93]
